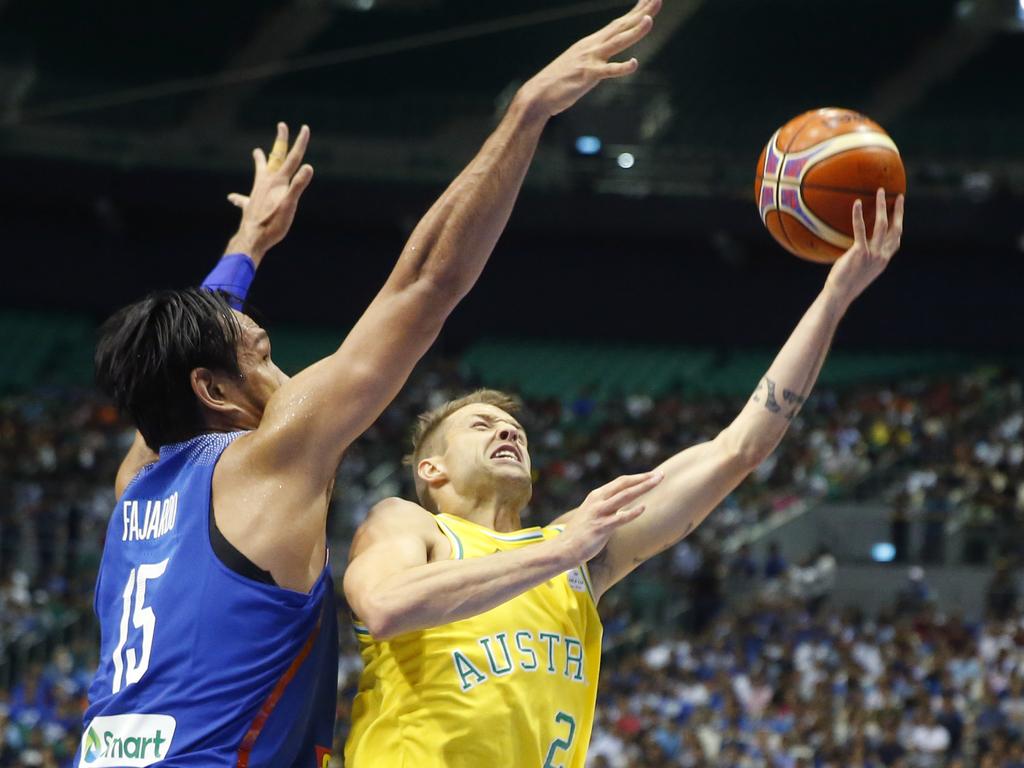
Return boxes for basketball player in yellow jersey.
[345,188,905,766]
[343,42,903,768]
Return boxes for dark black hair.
[95,288,242,449]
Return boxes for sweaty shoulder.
[352,497,450,562]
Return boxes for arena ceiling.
[1,0,1022,351]
[1,0,1022,198]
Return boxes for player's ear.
[417,457,447,488]
[190,367,236,415]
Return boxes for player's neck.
[441,493,524,533]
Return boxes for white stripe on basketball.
[773,131,899,248]
[785,131,900,185]
[776,182,854,249]
[758,129,783,224]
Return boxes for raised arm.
[244,0,663,491]
[345,473,661,640]
[113,123,313,497]
[586,190,905,599]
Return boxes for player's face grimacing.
[441,403,533,494]
[229,310,289,420]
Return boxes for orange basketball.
[754,108,906,263]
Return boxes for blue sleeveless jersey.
[78,432,338,768]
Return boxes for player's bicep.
[252,280,451,483]
[343,504,433,621]
[344,531,430,597]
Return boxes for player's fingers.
[266,122,289,172]
[226,193,249,208]
[601,473,663,514]
[274,121,288,149]
[599,14,653,57]
[608,505,645,528]
[594,472,651,498]
[253,148,267,174]
[286,164,314,201]
[596,0,653,41]
[594,470,661,501]
[281,124,310,177]
[881,194,905,260]
[265,166,313,226]
[851,198,867,246]
[599,58,639,80]
[872,188,888,247]
[891,194,905,240]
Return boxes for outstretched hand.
[558,471,663,565]
[825,188,905,307]
[519,0,662,118]
[225,122,314,264]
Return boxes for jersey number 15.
[112,559,169,694]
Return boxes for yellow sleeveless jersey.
[345,513,602,768]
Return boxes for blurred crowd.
[0,389,123,766]
[1,361,1022,766]
[581,589,1024,768]
[884,370,1024,565]
[0,647,93,767]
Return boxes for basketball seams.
[787,136,900,192]
[769,211,801,256]
[797,143,904,195]
[779,110,818,154]
[799,141,903,240]
[756,130,799,254]
[789,131,899,157]
[772,133,783,230]
[802,181,905,195]
[756,129,783,224]
[778,211,846,262]
[782,108,888,154]
[780,197,852,250]
[789,133,900,249]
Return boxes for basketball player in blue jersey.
[79,2,663,765]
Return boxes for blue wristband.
[201,253,256,310]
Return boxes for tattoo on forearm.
[752,376,807,421]
[754,377,781,414]
[782,388,806,417]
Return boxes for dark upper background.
[1,0,1022,354]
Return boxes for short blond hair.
[406,389,522,511]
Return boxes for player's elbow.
[715,427,777,472]
[353,594,404,641]
[383,273,462,340]
[417,267,472,307]
[361,615,397,642]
